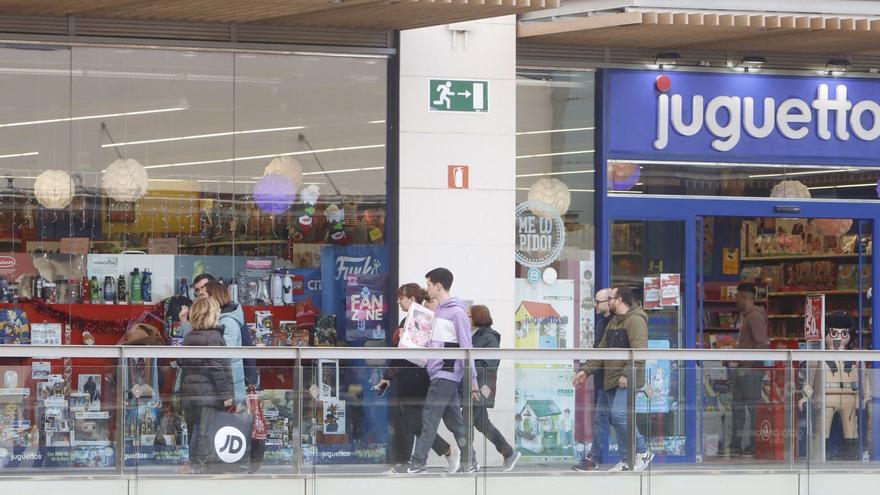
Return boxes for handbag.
[191,406,254,472]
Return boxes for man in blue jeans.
[572,288,614,471]
[573,286,653,472]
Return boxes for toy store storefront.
[596,67,880,465]
[0,43,394,471]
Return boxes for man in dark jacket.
[573,286,653,472]
[730,282,769,457]
[572,288,614,471]
[470,305,520,472]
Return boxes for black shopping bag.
[192,407,254,472]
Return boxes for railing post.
[785,350,794,467]
[627,349,636,469]
[295,347,304,476]
[463,348,474,471]
[116,345,125,475]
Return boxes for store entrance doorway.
[601,195,880,464]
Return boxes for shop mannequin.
[798,312,871,459]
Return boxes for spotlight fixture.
[826,58,851,75]
[739,55,767,72]
[654,52,680,69]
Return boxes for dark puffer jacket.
[179,327,233,411]
[472,326,501,408]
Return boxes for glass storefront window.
[0,44,389,473]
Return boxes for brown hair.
[205,281,232,307]
[471,305,493,327]
[397,283,427,304]
[122,323,165,345]
[190,297,220,330]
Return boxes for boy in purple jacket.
[391,267,480,474]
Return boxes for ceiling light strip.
[516,149,595,159]
[516,126,595,135]
[516,169,594,178]
[101,125,306,148]
[143,144,386,170]
[0,106,187,129]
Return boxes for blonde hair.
[190,297,220,330]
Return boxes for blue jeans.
[589,387,611,460]
[609,387,647,461]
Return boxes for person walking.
[177,297,233,473]
[391,268,479,474]
[573,286,653,472]
[469,304,521,471]
[205,281,246,404]
[730,282,769,457]
[379,283,459,472]
[573,288,615,471]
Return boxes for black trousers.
[388,399,451,463]
[472,404,514,458]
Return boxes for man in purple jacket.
[391,267,480,474]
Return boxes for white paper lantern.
[527,178,571,217]
[102,158,149,202]
[264,156,303,188]
[770,180,811,199]
[34,169,74,209]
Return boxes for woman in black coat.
[470,305,520,472]
[178,297,233,470]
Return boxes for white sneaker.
[633,451,654,472]
[445,443,461,473]
[608,461,629,472]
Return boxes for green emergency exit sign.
[429,79,489,113]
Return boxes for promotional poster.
[514,363,576,459]
[320,245,389,343]
[344,274,388,342]
[636,340,672,414]
[514,279,574,349]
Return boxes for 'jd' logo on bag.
[214,426,246,463]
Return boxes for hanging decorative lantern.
[254,173,296,215]
[770,180,811,199]
[609,162,641,191]
[34,169,75,209]
[102,158,149,202]
[264,156,303,189]
[527,178,571,217]
[812,218,853,237]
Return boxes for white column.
[398,16,517,466]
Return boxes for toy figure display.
[799,312,872,460]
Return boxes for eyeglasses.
[595,299,609,303]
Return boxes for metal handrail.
[1,345,878,362]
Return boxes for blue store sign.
[604,69,880,165]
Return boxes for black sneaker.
[572,456,599,472]
[390,462,426,474]
[502,451,521,472]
